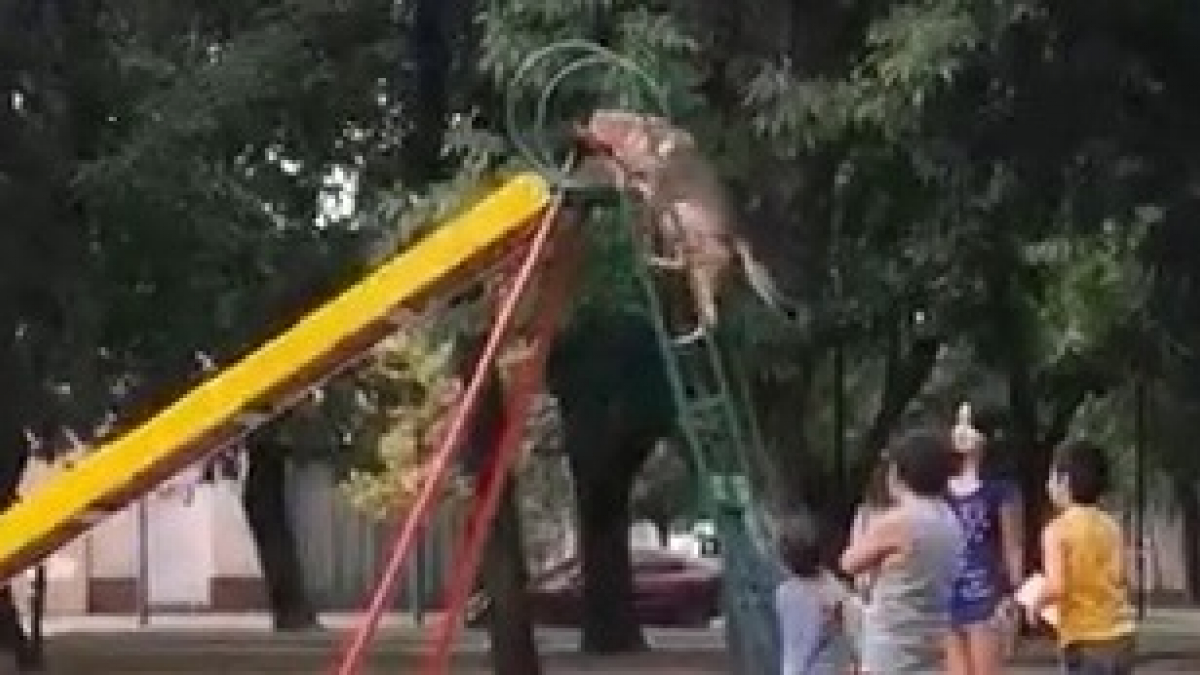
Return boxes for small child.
[775,518,855,675]
[1021,439,1136,674]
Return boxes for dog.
[572,109,795,344]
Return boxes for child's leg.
[1060,637,1135,675]
[945,628,972,675]
[962,622,1003,675]
[947,599,1008,675]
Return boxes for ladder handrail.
[613,195,780,675]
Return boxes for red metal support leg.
[419,217,582,675]
[329,198,565,675]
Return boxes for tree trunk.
[546,310,667,653]
[241,446,319,631]
[0,307,38,670]
[654,518,670,548]
[0,455,34,670]
[481,479,542,675]
[988,263,1055,575]
[572,454,647,654]
[401,0,458,184]
[1007,366,1052,573]
[458,335,542,674]
[1174,475,1200,602]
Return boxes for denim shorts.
[1061,635,1135,675]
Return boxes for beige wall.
[16,459,89,615]
[15,458,263,616]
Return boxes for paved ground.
[21,608,1200,673]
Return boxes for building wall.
[17,457,264,615]
[14,459,89,616]
[84,476,264,614]
[16,457,460,616]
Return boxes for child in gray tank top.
[840,429,966,675]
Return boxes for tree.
[449,0,1200,616]
[631,441,695,546]
[341,326,543,675]
[546,307,676,652]
[0,1,425,651]
[9,0,1200,663]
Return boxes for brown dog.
[572,109,794,344]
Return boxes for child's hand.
[994,596,1021,656]
[1023,601,1043,628]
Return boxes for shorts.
[1061,635,1135,675]
[950,596,1004,628]
[860,631,943,674]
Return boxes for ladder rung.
[685,396,727,416]
[706,473,752,506]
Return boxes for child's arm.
[840,510,903,576]
[1026,522,1066,622]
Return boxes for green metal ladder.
[618,203,782,675]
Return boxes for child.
[946,403,1023,674]
[841,428,965,675]
[775,517,854,675]
[1022,440,1136,674]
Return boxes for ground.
[22,609,1200,673]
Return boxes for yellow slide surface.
[0,173,553,582]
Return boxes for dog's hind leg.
[671,266,719,345]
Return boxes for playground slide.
[0,173,553,583]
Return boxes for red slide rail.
[420,209,582,674]
[330,196,566,675]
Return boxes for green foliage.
[3,0,409,432]
[9,0,1200,518]
[340,331,465,520]
[632,442,698,525]
[747,0,980,150]
[1025,221,1149,367]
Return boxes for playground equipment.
[360,39,779,675]
[0,38,779,675]
[516,39,782,675]
[0,174,557,581]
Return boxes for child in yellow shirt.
[1023,439,1136,674]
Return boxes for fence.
[286,462,465,615]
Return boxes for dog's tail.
[734,239,801,321]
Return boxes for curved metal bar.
[504,39,670,189]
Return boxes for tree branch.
[859,328,941,461]
[1041,386,1087,449]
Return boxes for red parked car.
[528,548,723,627]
